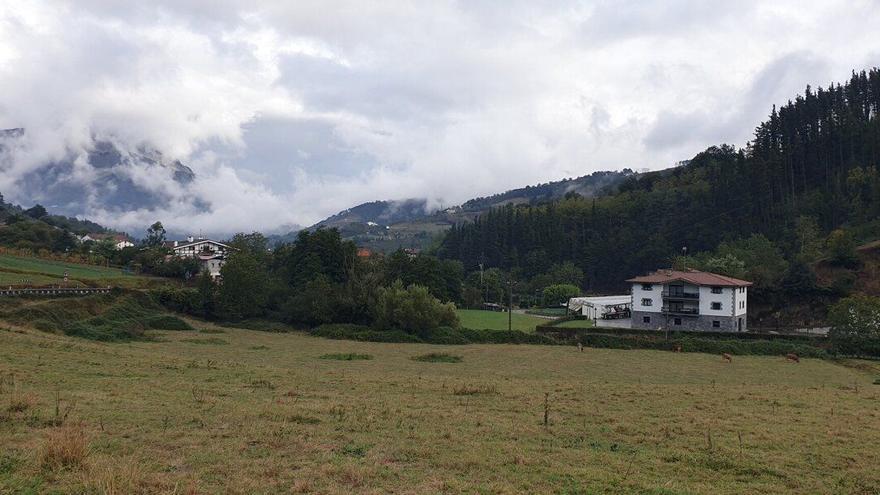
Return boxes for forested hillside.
[439,69,880,296]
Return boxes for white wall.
[699,286,733,316]
[734,287,748,316]
[632,283,661,313]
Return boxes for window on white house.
[674,318,682,325]
[711,302,722,310]
[641,298,652,307]
[643,316,651,324]
[711,287,722,294]
[712,320,721,328]
[641,284,653,291]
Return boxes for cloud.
[0,0,878,235]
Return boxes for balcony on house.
[662,286,700,300]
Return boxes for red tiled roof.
[626,269,752,287]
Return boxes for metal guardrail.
[661,291,699,299]
[0,287,112,297]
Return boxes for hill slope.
[275,170,632,251]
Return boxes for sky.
[0,0,879,235]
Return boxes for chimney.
[173,241,178,247]
[187,235,194,243]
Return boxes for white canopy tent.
[568,295,632,320]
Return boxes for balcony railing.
[662,307,699,316]
[662,290,700,300]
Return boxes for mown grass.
[0,323,878,493]
[0,254,162,289]
[456,309,546,332]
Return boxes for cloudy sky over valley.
[0,0,878,234]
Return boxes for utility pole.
[507,278,514,332]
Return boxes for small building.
[80,233,134,250]
[168,236,233,279]
[627,269,750,332]
[568,295,632,320]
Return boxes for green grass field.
[1,320,878,494]
[456,309,547,332]
[0,254,159,288]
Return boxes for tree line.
[438,69,880,297]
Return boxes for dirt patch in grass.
[411,352,462,363]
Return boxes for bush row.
[310,324,557,345]
[309,323,830,357]
[577,333,829,358]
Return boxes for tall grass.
[0,292,192,341]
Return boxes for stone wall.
[631,311,746,332]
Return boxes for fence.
[0,287,112,297]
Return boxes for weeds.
[320,353,373,361]
[411,353,462,363]
[39,424,90,470]
[340,443,370,458]
[82,456,144,494]
[247,379,275,390]
[452,384,498,395]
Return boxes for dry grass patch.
[38,423,90,470]
[82,456,144,495]
[7,389,38,414]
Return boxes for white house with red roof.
[168,236,233,279]
[627,269,751,332]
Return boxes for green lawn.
[0,255,130,279]
[456,309,547,332]
[0,254,163,289]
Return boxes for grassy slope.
[456,309,546,332]
[0,254,160,289]
[2,325,878,494]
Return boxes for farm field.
[456,308,546,332]
[0,254,159,288]
[1,322,879,494]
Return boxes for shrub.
[542,284,580,307]
[411,353,462,363]
[320,353,374,361]
[828,295,880,357]
[146,315,193,331]
[311,324,423,343]
[150,287,201,314]
[372,281,459,336]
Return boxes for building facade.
[628,269,750,332]
[168,237,232,279]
